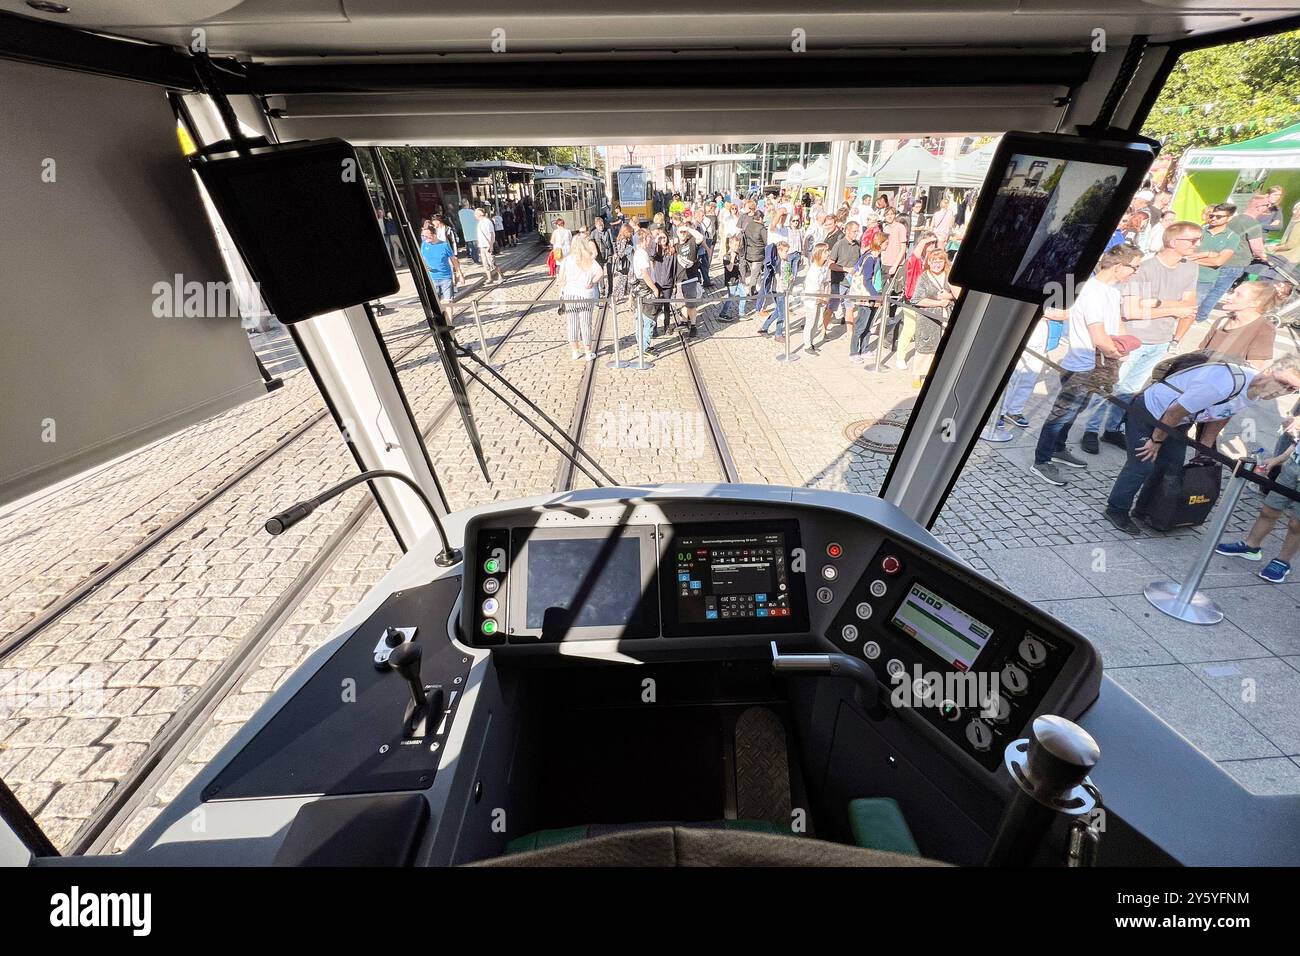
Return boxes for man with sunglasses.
[1104,354,1300,535]
[1189,203,1246,324]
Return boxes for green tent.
[1172,122,1300,237]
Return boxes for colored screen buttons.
[881,555,901,575]
[484,557,501,574]
[821,565,838,581]
[482,598,499,616]
[480,619,497,637]
[826,542,843,559]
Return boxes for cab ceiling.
[2,0,1294,58]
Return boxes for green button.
[481,619,497,636]
[484,558,501,574]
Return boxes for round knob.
[1001,662,1030,696]
[1024,715,1099,797]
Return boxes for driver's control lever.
[986,715,1102,867]
[770,642,889,719]
[387,641,444,738]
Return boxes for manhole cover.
[843,417,908,454]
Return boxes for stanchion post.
[628,295,652,371]
[775,292,798,363]
[1144,459,1254,625]
[470,300,493,369]
[607,293,627,369]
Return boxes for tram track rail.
[0,242,548,666]
[553,295,616,493]
[557,288,740,490]
[76,257,561,854]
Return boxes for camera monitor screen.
[193,138,398,324]
[949,132,1154,303]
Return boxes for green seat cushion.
[847,798,920,856]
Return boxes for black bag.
[1148,350,1217,385]
[1144,456,1223,531]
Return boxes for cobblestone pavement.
[0,243,547,850]
[6,252,1300,853]
[114,249,591,847]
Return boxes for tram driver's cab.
[3,1,1300,871]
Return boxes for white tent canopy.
[782,151,874,188]
[945,138,1000,188]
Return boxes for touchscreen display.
[891,583,993,671]
[526,537,643,628]
[674,531,792,623]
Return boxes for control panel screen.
[526,537,644,629]
[674,531,792,623]
[661,521,808,637]
[891,583,993,671]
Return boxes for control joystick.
[387,641,444,739]
[986,715,1101,866]
[388,640,428,711]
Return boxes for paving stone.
[1108,664,1281,761]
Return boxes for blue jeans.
[1106,399,1190,514]
[1034,370,1092,465]
[1085,342,1167,435]
[719,281,745,319]
[464,239,480,264]
[1195,266,1244,323]
[741,258,765,315]
[761,293,788,335]
[849,302,880,355]
[637,298,654,353]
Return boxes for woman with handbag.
[906,248,959,388]
[558,236,603,362]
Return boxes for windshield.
[5,22,1300,858]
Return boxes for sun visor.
[0,58,266,508]
[265,85,1073,145]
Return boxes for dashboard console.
[460,496,1101,774]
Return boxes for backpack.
[1147,355,1248,405]
[1149,353,1244,391]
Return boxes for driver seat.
[473,825,948,867]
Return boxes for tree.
[1141,30,1300,151]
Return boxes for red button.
[827,543,843,558]
[881,555,901,575]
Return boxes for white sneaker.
[585,351,596,362]
[893,356,908,370]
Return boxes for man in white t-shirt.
[1031,244,1142,487]
[474,208,503,284]
[1105,354,1300,534]
[1081,220,1200,452]
[631,233,656,354]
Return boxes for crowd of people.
[558,186,971,386]
[401,175,1300,580]
[1005,183,1300,580]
